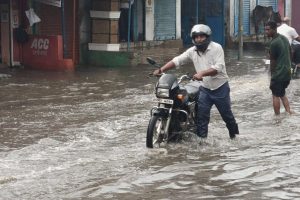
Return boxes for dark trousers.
[196,82,239,138]
[292,44,300,64]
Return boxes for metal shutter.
[154,0,176,40]
[35,0,75,59]
[257,0,278,11]
[234,0,251,35]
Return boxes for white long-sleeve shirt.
[277,23,299,45]
[172,41,229,90]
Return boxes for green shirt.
[269,33,291,81]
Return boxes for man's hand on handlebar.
[153,68,163,76]
[193,72,204,81]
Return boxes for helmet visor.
[191,32,209,39]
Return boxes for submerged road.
[1,50,300,199]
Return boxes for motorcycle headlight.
[156,88,169,98]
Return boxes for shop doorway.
[119,0,145,42]
[181,0,225,46]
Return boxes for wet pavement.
[1,49,300,199]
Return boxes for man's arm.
[270,56,276,73]
[153,49,191,75]
[193,44,223,80]
[193,68,217,81]
[153,60,176,75]
[269,43,278,73]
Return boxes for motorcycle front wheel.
[146,115,167,148]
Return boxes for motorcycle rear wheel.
[146,115,167,148]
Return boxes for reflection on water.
[1,50,300,199]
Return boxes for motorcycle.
[291,42,300,79]
[146,57,201,148]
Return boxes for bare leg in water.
[272,95,293,115]
[272,96,281,115]
[281,95,293,114]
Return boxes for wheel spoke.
[153,118,163,147]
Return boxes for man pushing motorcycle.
[153,24,239,142]
[277,17,300,77]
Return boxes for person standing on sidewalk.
[153,24,239,142]
[265,21,292,115]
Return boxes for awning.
[33,0,61,7]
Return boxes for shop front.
[181,0,225,46]
[0,0,10,66]
[1,0,78,70]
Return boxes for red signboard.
[22,35,74,70]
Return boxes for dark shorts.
[269,80,290,97]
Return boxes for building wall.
[291,0,300,33]
[90,0,120,44]
[0,2,10,65]
[278,0,284,16]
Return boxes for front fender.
[151,107,170,118]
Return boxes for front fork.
[164,108,173,138]
[293,64,299,77]
[150,106,173,140]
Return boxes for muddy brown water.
[1,50,300,200]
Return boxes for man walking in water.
[153,24,239,142]
[265,21,292,115]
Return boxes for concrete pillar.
[176,0,181,39]
[145,0,154,41]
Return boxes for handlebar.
[178,74,193,83]
[148,72,165,78]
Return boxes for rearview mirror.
[146,57,157,65]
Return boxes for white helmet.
[190,24,212,38]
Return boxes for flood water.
[1,50,300,200]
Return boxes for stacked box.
[91,19,119,43]
[92,0,120,11]
[91,0,120,44]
